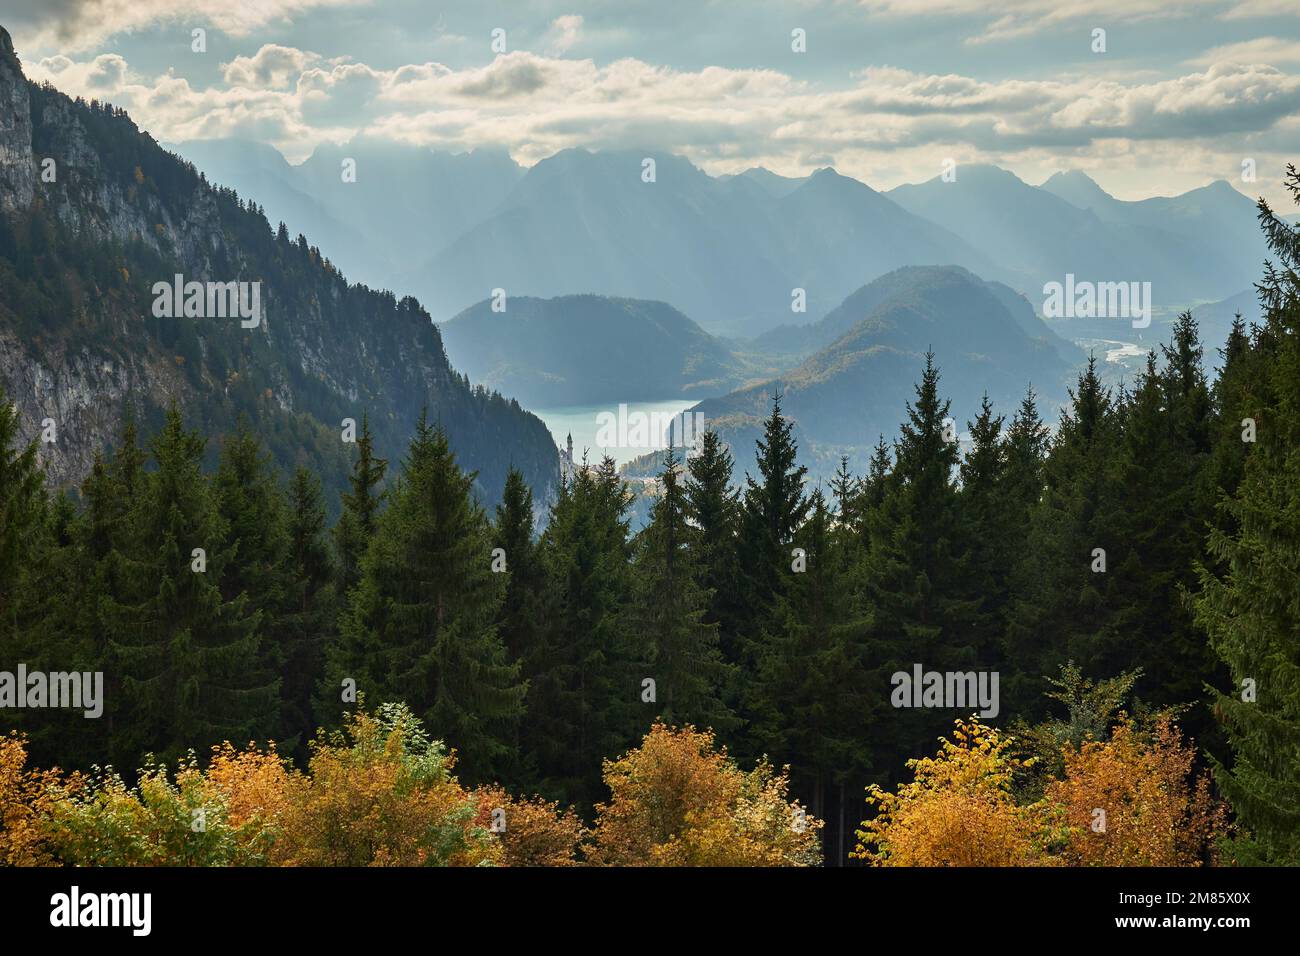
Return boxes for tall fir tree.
[736,393,810,675]
[626,450,733,733]
[1195,167,1300,865]
[683,429,745,667]
[333,413,386,599]
[859,353,979,779]
[336,413,525,784]
[530,455,634,808]
[102,405,279,768]
[1005,356,1121,719]
[751,487,874,858]
[282,466,334,759]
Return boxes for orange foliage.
[1044,714,1228,866]
[0,732,70,866]
[472,785,587,866]
[589,722,821,866]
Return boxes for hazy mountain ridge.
[439,293,748,406]
[693,266,1081,474]
[171,138,1268,347]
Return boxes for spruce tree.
[337,413,524,784]
[751,488,874,838]
[959,394,1011,666]
[683,429,744,663]
[737,393,809,664]
[493,466,544,665]
[102,405,278,767]
[282,466,334,759]
[334,413,386,599]
[214,423,291,702]
[1005,356,1120,719]
[626,450,733,733]
[859,353,979,777]
[530,456,634,808]
[1195,167,1300,864]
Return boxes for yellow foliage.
[589,722,822,866]
[852,718,1050,867]
[0,732,69,866]
[270,706,497,867]
[472,784,587,866]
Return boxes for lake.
[530,399,699,469]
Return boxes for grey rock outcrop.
[0,25,34,214]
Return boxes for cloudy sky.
[6,0,1300,204]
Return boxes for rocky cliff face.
[0,25,559,508]
[0,27,34,214]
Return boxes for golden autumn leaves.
[853,715,1228,866]
[0,707,818,866]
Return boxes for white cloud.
[544,15,584,55]
[24,45,1300,190]
[10,0,371,54]
[1187,38,1300,67]
[222,45,323,90]
[856,0,1298,44]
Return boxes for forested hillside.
[3,166,1299,866]
[0,38,557,511]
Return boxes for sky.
[5,0,1300,205]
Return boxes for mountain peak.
[1039,169,1115,211]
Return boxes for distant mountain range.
[170,140,1270,343]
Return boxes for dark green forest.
[4,168,1300,866]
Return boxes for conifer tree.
[0,393,42,633]
[333,413,386,599]
[493,466,544,666]
[1195,167,1300,865]
[530,456,634,808]
[751,488,873,836]
[860,353,979,776]
[215,423,292,695]
[102,405,278,767]
[626,450,733,733]
[282,466,333,758]
[737,393,809,666]
[959,394,1011,665]
[683,429,743,662]
[337,413,524,784]
[1005,356,1120,718]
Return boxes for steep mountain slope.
[0,31,557,508]
[439,294,746,406]
[694,266,1080,459]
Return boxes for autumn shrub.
[472,784,587,866]
[588,721,821,866]
[43,753,271,866]
[272,703,497,866]
[1044,714,1228,866]
[0,731,66,866]
[852,718,1050,867]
